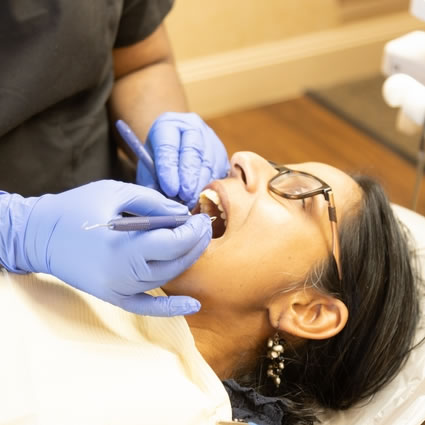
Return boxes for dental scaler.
[84,215,216,231]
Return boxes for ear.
[268,288,348,340]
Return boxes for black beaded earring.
[266,333,285,388]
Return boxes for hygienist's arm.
[109,24,187,154]
[109,25,230,208]
[0,191,37,273]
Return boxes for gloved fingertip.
[195,213,213,239]
[187,199,197,210]
[199,212,213,222]
[169,297,201,316]
[156,160,180,198]
[160,182,180,200]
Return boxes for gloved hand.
[0,181,212,316]
[137,112,230,209]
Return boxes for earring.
[266,333,285,388]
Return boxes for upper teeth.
[199,189,227,222]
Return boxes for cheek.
[163,203,328,305]
[243,210,328,283]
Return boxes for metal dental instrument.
[84,215,216,231]
[115,119,156,178]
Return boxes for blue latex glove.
[0,181,212,317]
[137,112,230,209]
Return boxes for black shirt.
[0,0,173,196]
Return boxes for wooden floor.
[207,96,425,216]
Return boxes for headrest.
[320,204,425,425]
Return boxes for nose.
[229,151,275,193]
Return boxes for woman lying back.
[164,151,421,424]
[0,151,420,424]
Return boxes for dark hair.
[236,175,422,424]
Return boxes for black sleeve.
[114,0,174,48]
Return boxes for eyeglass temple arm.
[327,192,342,280]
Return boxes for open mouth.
[191,189,227,239]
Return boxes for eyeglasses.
[267,162,342,280]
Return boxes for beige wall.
[164,0,420,118]
[165,0,341,61]
[165,0,409,62]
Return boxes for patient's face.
[163,151,361,312]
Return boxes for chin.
[162,267,200,297]
[162,257,218,304]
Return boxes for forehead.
[286,162,362,213]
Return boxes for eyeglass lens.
[271,172,323,195]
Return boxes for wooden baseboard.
[176,12,425,119]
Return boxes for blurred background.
[164,0,425,215]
